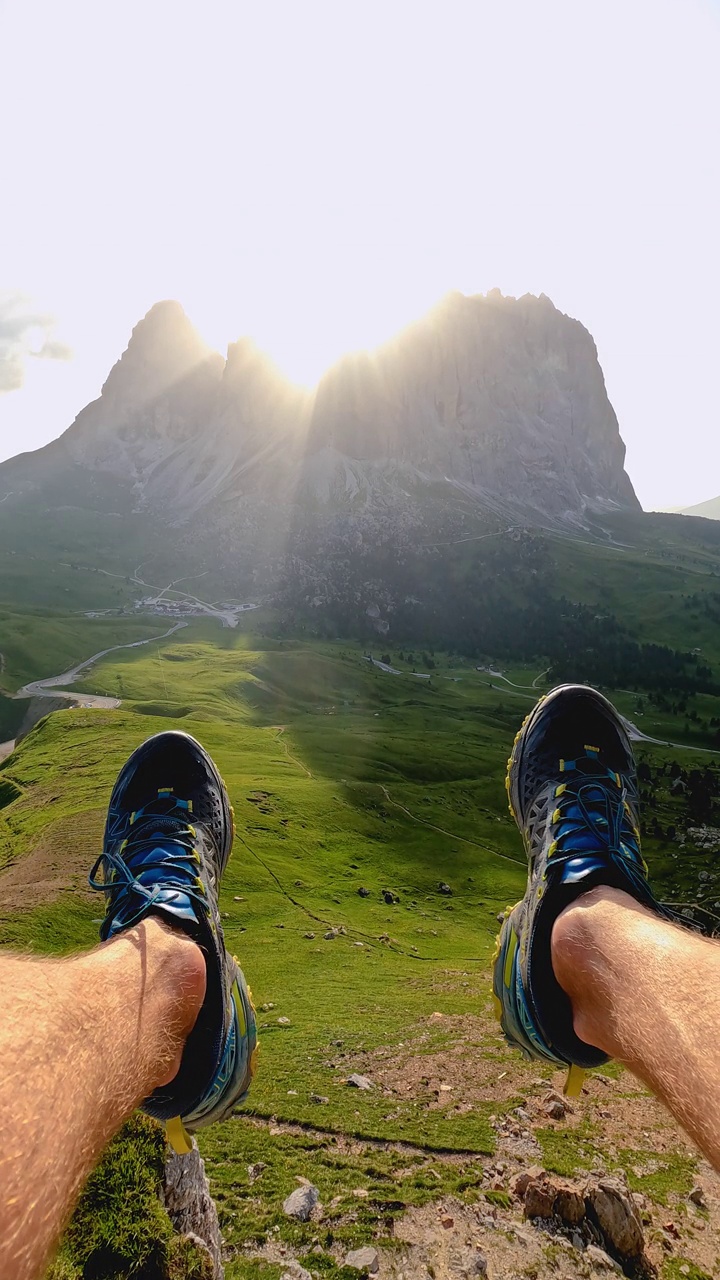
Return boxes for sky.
[0,0,718,510]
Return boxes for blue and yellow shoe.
[492,684,668,1096]
[90,730,257,1151]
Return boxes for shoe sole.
[108,730,235,875]
[505,683,630,834]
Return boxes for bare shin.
[552,887,720,1170]
[0,919,205,1280]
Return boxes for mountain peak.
[99,301,216,407]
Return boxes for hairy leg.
[0,919,205,1280]
[552,887,720,1170]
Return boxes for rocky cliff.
[304,290,637,518]
[0,290,639,582]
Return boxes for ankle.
[142,918,207,1087]
[550,886,643,1055]
[144,916,206,1008]
[93,918,206,1092]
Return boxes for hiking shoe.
[492,684,668,1092]
[90,731,257,1148]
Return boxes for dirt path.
[18,690,120,710]
[490,683,537,703]
[487,669,538,691]
[420,524,520,550]
[378,784,524,869]
[272,726,313,778]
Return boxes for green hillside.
[3,511,720,1277]
[2,615,720,1278]
[678,497,720,521]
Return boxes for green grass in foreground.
[47,1115,214,1280]
[205,1120,492,1271]
[1,624,718,1276]
[1,633,525,1276]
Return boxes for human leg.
[492,683,667,1087]
[89,730,257,1135]
[0,919,205,1280]
[492,683,720,1167]
[0,728,257,1280]
[552,886,720,1171]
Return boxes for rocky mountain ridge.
[0,291,638,536]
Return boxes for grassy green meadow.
[3,514,720,1277]
[2,631,530,1277]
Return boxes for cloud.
[33,338,74,362]
[0,292,73,392]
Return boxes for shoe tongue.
[136,793,190,823]
[566,753,611,780]
[131,800,191,843]
[140,815,187,836]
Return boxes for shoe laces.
[547,758,644,871]
[89,792,208,930]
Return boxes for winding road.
[369,656,720,759]
[18,622,188,704]
[0,623,189,760]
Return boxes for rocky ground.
[249,1127,719,1280]
[227,1031,720,1280]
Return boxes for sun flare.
[189,270,457,390]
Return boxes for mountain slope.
[679,494,720,521]
[0,291,639,572]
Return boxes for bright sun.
[186,261,461,389]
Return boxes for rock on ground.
[586,1176,645,1258]
[516,1169,583,1225]
[450,1247,488,1276]
[163,1139,224,1280]
[346,1073,373,1090]
[514,1167,646,1263]
[544,1099,567,1120]
[282,1184,320,1221]
[345,1245,380,1272]
[585,1242,622,1272]
[554,1184,585,1226]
